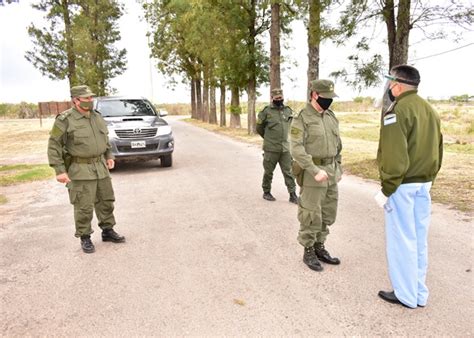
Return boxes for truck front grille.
[115,128,157,139]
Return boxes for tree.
[73,0,127,96]
[26,0,79,86]
[333,0,474,89]
[270,1,281,91]
[26,0,127,93]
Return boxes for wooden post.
[38,102,43,127]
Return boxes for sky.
[0,0,473,104]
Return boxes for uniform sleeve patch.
[383,113,397,126]
[50,124,65,138]
[291,127,302,136]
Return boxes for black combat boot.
[289,192,298,204]
[263,192,276,201]
[303,247,323,271]
[314,242,340,265]
[80,235,95,253]
[102,228,126,243]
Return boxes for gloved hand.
[374,191,388,208]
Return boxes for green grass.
[0,164,54,186]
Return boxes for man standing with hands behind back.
[290,79,343,272]
[256,88,297,204]
[375,65,443,308]
[48,85,125,254]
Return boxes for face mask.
[78,100,93,111]
[316,96,333,110]
[273,99,284,107]
[387,87,396,102]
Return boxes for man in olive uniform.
[375,65,442,308]
[256,88,297,204]
[290,80,342,271]
[48,85,125,253]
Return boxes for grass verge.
[184,111,473,213]
[0,164,54,186]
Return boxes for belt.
[312,157,334,165]
[71,156,102,164]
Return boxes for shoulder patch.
[383,113,397,126]
[291,127,302,136]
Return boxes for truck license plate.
[131,141,146,148]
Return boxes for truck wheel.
[161,154,172,167]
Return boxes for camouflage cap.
[271,88,284,99]
[70,85,95,98]
[310,79,338,98]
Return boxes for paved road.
[1,116,472,336]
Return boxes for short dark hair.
[391,65,420,86]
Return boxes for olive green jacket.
[47,107,114,180]
[289,103,342,187]
[377,90,443,196]
[256,103,293,152]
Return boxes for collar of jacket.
[71,107,92,119]
[396,89,418,102]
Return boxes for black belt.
[71,156,102,164]
[312,157,334,165]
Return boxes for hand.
[107,159,115,170]
[374,191,388,208]
[56,173,71,184]
[314,170,329,182]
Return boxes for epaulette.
[294,109,304,118]
[56,109,73,121]
[326,109,337,119]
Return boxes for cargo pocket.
[97,178,115,202]
[68,184,82,205]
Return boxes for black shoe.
[263,192,276,201]
[303,247,323,271]
[80,236,95,253]
[314,243,340,265]
[289,192,298,204]
[378,290,412,308]
[102,229,126,243]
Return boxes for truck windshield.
[97,100,156,117]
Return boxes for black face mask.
[273,99,284,107]
[316,96,333,110]
[387,87,396,102]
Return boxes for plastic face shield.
[376,75,396,116]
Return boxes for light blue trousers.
[384,182,432,308]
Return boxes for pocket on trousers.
[68,185,83,204]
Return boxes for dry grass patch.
[1,119,54,161]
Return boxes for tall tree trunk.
[209,85,217,124]
[382,0,396,70]
[247,80,257,135]
[247,0,257,135]
[202,67,209,122]
[394,0,411,66]
[270,2,281,93]
[191,78,197,119]
[219,82,226,127]
[196,76,203,120]
[307,0,321,100]
[61,0,77,87]
[229,86,241,129]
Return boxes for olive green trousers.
[297,182,338,247]
[262,151,296,194]
[68,178,116,237]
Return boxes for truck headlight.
[157,126,171,136]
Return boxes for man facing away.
[48,85,125,253]
[375,65,443,308]
[256,88,298,204]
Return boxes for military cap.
[271,88,284,99]
[310,79,338,98]
[70,85,95,98]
